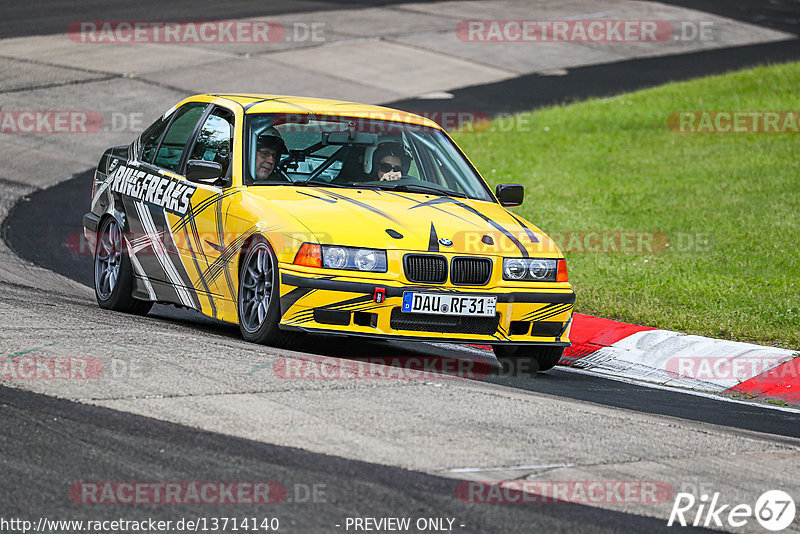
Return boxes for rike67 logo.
[668,490,796,531]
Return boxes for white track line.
[449,463,573,473]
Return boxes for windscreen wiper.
[292,178,348,188]
[380,182,466,198]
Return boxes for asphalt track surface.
[2,0,798,40]
[4,386,705,533]
[7,170,800,442]
[384,0,800,114]
[4,1,800,531]
[659,0,800,36]
[0,0,414,40]
[388,39,800,116]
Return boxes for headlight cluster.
[503,258,566,282]
[322,245,387,272]
[293,243,387,273]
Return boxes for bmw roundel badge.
[438,238,453,247]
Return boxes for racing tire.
[94,216,153,315]
[237,237,295,348]
[492,345,565,376]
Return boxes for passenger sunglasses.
[378,162,403,173]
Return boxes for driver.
[254,127,288,181]
[372,142,411,182]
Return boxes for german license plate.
[401,292,497,317]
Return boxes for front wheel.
[94,216,152,315]
[492,345,564,376]
[237,238,294,347]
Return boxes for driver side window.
[188,107,235,178]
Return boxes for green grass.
[452,61,800,348]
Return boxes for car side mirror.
[186,160,227,186]
[496,184,524,207]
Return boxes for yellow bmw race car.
[83,94,574,371]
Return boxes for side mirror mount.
[186,159,227,186]
[496,183,524,207]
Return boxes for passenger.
[371,142,411,182]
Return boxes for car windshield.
[244,113,494,202]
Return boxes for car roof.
[198,93,442,130]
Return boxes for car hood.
[246,186,562,257]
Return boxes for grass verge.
[453,61,800,348]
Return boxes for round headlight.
[354,249,378,271]
[323,247,347,269]
[528,259,550,280]
[504,259,527,280]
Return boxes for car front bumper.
[277,268,574,346]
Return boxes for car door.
[169,105,239,320]
[118,101,209,310]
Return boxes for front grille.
[451,257,492,285]
[404,254,447,283]
[390,307,500,335]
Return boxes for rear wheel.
[492,345,564,375]
[94,216,152,315]
[238,237,295,347]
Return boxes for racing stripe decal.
[407,196,529,256]
[405,196,465,210]
[284,293,378,324]
[523,303,573,322]
[508,213,539,244]
[494,323,510,341]
[428,223,439,252]
[200,227,258,287]
[388,192,480,227]
[315,189,404,225]
[280,287,314,313]
[121,195,175,297]
[124,236,157,300]
[323,294,375,309]
[285,294,375,321]
[297,191,337,203]
[90,171,113,212]
[215,194,236,299]
[445,199,529,258]
[133,201,198,309]
[171,188,238,234]
[180,209,217,318]
[285,309,316,323]
[186,205,211,267]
